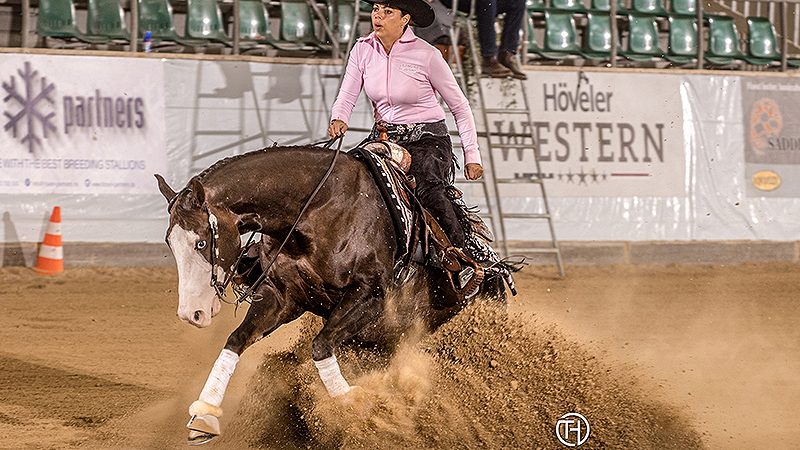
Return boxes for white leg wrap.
[314,355,352,397]
[193,349,239,415]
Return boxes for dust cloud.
[225,302,704,449]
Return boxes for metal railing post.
[610,0,618,67]
[130,0,139,52]
[781,0,788,70]
[21,0,30,48]
[233,0,241,55]
[697,0,705,68]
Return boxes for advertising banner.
[0,54,166,194]
[481,71,685,197]
[741,78,800,197]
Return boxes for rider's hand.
[465,163,484,180]
[328,119,348,138]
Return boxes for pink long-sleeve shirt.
[331,28,481,165]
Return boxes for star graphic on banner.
[577,167,588,186]
[590,169,599,183]
[566,170,575,183]
[557,173,564,181]
[602,172,608,181]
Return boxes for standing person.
[328,0,483,284]
[441,0,527,79]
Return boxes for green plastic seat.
[539,11,581,57]
[590,0,626,13]
[670,0,696,16]
[581,12,614,60]
[705,15,745,66]
[138,0,205,48]
[631,0,667,16]
[621,14,663,60]
[665,15,697,64]
[527,0,546,13]
[185,0,230,43]
[87,0,129,40]
[279,0,325,50]
[550,0,587,12]
[746,16,780,65]
[37,0,107,44]
[328,1,356,45]
[238,0,278,52]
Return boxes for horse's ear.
[154,174,177,203]
[189,178,206,206]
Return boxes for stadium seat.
[550,0,588,13]
[705,15,746,66]
[631,0,668,16]
[665,15,697,65]
[542,11,582,57]
[185,0,231,44]
[328,1,356,45]
[581,12,614,60]
[238,0,278,52]
[590,0,627,13]
[527,0,546,13]
[669,0,696,16]
[621,14,663,61]
[138,0,205,49]
[745,16,783,66]
[37,0,108,46]
[280,0,325,50]
[87,0,129,41]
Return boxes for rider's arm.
[331,43,366,125]
[428,51,481,166]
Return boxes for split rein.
[208,136,345,307]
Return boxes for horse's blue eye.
[196,240,207,250]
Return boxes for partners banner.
[741,78,800,197]
[480,71,685,197]
[0,54,166,194]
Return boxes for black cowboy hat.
[364,0,435,28]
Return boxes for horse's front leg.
[187,285,302,445]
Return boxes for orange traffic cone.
[34,206,64,275]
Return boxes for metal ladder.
[448,1,565,277]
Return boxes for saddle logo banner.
[481,71,685,197]
[0,54,167,194]
[742,79,800,197]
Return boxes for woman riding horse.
[328,0,483,286]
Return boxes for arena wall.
[1,49,799,266]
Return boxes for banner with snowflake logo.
[0,54,166,194]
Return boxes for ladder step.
[502,213,551,219]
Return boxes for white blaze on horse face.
[169,224,220,328]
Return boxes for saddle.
[355,139,487,299]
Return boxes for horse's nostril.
[193,310,202,322]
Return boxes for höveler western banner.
[0,54,166,194]
[479,71,685,197]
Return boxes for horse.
[155,144,508,444]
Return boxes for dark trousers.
[405,135,466,247]
[441,0,525,57]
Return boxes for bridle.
[201,136,344,306]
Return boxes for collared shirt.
[331,27,481,165]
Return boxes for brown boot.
[498,50,528,80]
[481,55,512,78]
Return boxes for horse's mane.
[194,145,323,182]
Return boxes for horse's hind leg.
[311,284,384,397]
[187,285,301,444]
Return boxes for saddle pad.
[350,147,415,259]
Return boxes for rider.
[328,0,483,286]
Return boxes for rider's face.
[371,4,410,43]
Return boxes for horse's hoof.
[187,430,217,446]
[186,414,220,444]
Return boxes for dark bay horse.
[155,145,506,444]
